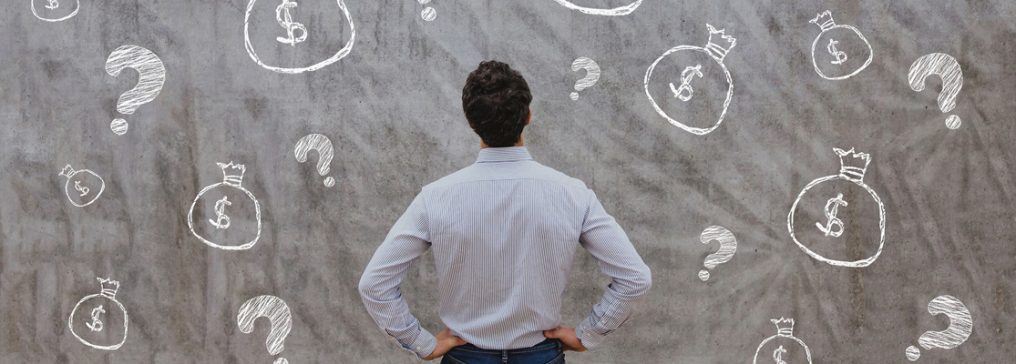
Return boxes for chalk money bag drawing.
[645,24,736,135]
[549,0,642,16]
[808,10,873,80]
[31,0,79,22]
[243,0,356,73]
[753,318,813,364]
[787,148,886,268]
[188,162,263,250]
[68,277,129,350]
[59,164,105,208]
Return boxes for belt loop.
[501,349,508,364]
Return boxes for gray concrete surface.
[1,0,1014,362]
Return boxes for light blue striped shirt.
[358,146,652,358]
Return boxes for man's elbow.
[630,264,653,297]
[357,274,379,301]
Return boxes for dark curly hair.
[462,60,532,147]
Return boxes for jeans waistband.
[454,338,561,355]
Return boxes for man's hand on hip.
[422,327,467,360]
[543,326,588,352]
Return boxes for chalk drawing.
[275,0,308,46]
[753,318,812,364]
[808,10,873,80]
[105,45,166,136]
[238,295,293,364]
[187,162,262,250]
[569,57,600,101]
[294,133,336,187]
[59,164,105,207]
[417,0,436,21]
[244,0,356,74]
[68,277,128,350]
[644,24,736,135]
[788,147,886,268]
[698,225,736,282]
[549,0,642,16]
[908,53,964,129]
[906,295,973,361]
[31,0,79,22]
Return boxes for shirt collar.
[476,146,533,163]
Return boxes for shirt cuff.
[575,320,607,350]
[401,328,437,359]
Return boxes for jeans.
[440,338,565,364]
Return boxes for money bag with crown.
[644,23,737,135]
[753,318,813,364]
[808,10,873,80]
[788,148,886,268]
[68,277,128,350]
[59,164,105,208]
[188,162,263,250]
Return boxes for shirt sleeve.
[357,192,437,359]
[575,189,653,350]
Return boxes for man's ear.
[526,110,532,125]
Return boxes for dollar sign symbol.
[772,345,787,364]
[275,0,308,46]
[827,39,848,65]
[44,0,59,10]
[669,64,704,102]
[74,180,90,197]
[208,196,232,230]
[86,305,105,332]
[815,193,848,237]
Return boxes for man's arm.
[574,189,653,350]
[357,193,437,359]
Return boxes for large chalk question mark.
[905,295,973,361]
[105,45,166,136]
[698,225,736,281]
[569,57,600,101]
[907,53,963,130]
[294,134,336,188]
[237,295,293,364]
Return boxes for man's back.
[424,147,591,349]
[359,146,652,357]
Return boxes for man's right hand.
[543,326,588,352]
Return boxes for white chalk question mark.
[416,0,436,21]
[905,295,973,361]
[908,53,963,130]
[105,45,166,136]
[294,134,336,188]
[698,225,736,281]
[237,295,293,364]
[569,57,600,100]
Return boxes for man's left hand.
[422,328,467,360]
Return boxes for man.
[358,60,652,363]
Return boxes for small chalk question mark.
[570,57,600,100]
[908,53,963,130]
[698,225,736,281]
[294,134,336,187]
[237,295,293,364]
[105,45,166,136]
[905,295,973,361]
[416,0,436,21]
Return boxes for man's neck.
[480,138,524,149]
